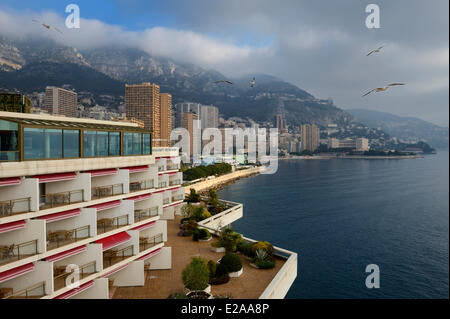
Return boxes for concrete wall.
[70,278,109,299]
[110,261,144,287]
[45,173,91,202]
[148,247,171,270]
[0,261,53,295]
[0,219,46,254]
[0,178,39,212]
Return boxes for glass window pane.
[124,132,133,155]
[64,130,79,158]
[97,131,108,156]
[24,128,45,159]
[83,131,96,157]
[109,132,120,156]
[0,120,19,161]
[143,134,151,155]
[133,133,142,155]
[45,129,62,159]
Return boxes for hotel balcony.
[49,244,103,292]
[134,207,159,223]
[139,233,163,252]
[96,231,138,270]
[40,189,84,210]
[168,172,183,186]
[129,179,154,192]
[95,200,134,235]
[126,165,157,193]
[0,261,53,299]
[103,245,134,269]
[0,197,31,218]
[90,168,129,200]
[0,178,39,218]
[0,220,45,267]
[166,160,180,171]
[47,225,91,251]
[92,184,124,200]
[157,173,169,189]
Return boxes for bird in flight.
[250,77,256,88]
[366,45,386,56]
[32,19,63,35]
[362,83,405,97]
[213,80,233,85]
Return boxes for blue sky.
[0,1,448,125]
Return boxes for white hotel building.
[0,111,297,300]
[0,111,184,299]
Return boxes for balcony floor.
[112,216,285,299]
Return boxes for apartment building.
[301,124,320,152]
[44,87,77,118]
[175,103,218,129]
[159,93,172,147]
[328,138,369,151]
[0,111,184,299]
[125,83,161,147]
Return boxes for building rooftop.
[112,215,286,299]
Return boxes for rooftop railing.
[92,184,124,199]
[97,214,129,234]
[40,190,84,210]
[130,179,154,192]
[0,239,38,266]
[139,233,163,252]
[0,197,31,217]
[134,207,159,222]
[47,225,91,250]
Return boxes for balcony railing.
[103,245,134,268]
[158,181,167,188]
[163,198,170,205]
[169,180,181,186]
[92,184,124,199]
[172,195,184,202]
[0,197,31,217]
[130,179,154,192]
[0,239,38,266]
[134,207,159,222]
[139,233,163,252]
[97,214,129,234]
[166,164,180,170]
[54,261,97,291]
[47,225,91,250]
[158,166,165,172]
[40,190,84,210]
[1,281,46,299]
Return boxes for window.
[133,133,142,155]
[143,134,151,155]
[0,120,18,161]
[24,128,45,159]
[109,132,120,156]
[83,131,96,157]
[97,131,109,156]
[64,130,79,158]
[123,132,134,156]
[45,129,62,159]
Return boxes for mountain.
[0,36,355,127]
[348,109,449,149]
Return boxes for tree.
[219,228,243,252]
[182,257,210,291]
[185,189,201,203]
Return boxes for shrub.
[207,189,220,207]
[180,204,195,218]
[257,260,276,269]
[185,189,201,203]
[220,253,242,272]
[219,228,243,252]
[182,257,210,291]
[254,249,269,263]
[211,241,223,248]
[192,206,207,221]
[207,260,217,277]
[192,229,200,241]
[182,220,198,236]
[251,241,274,256]
[238,242,254,257]
[193,228,211,241]
[214,263,229,278]
[202,210,211,219]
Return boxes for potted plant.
[193,228,212,242]
[237,241,254,260]
[178,219,198,237]
[210,240,226,253]
[250,249,276,269]
[185,189,201,205]
[219,253,243,277]
[208,260,230,285]
[219,228,243,252]
[182,257,211,293]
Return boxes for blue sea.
[217,151,449,298]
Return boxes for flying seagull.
[366,45,386,56]
[213,80,233,85]
[250,77,256,88]
[32,19,63,35]
[362,83,405,97]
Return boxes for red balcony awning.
[84,168,118,177]
[88,200,121,212]
[131,221,156,232]
[0,220,26,234]
[95,231,131,251]
[37,209,81,223]
[101,263,130,278]
[168,187,181,191]
[34,172,77,183]
[152,190,166,194]
[122,165,149,173]
[0,177,21,187]
[0,263,34,284]
[167,172,179,175]
[127,193,152,202]
[54,280,94,299]
[138,248,162,261]
[45,245,87,262]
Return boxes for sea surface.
[217,151,449,298]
